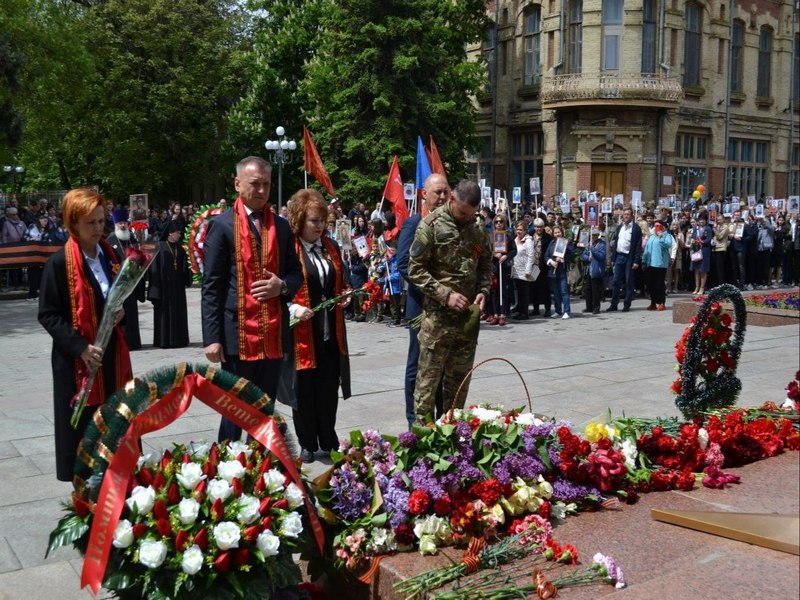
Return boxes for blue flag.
[415,135,432,191]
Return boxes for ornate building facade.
[467,0,800,206]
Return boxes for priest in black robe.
[106,208,145,350]
[148,220,192,348]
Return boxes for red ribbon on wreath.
[80,373,324,594]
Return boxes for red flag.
[382,156,408,238]
[303,126,336,197]
[428,134,446,179]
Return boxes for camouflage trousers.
[413,309,478,425]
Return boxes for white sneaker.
[550,312,560,318]
[562,313,570,320]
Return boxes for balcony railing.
[541,72,683,107]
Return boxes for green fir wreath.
[72,362,276,498]
[674,284,747,420]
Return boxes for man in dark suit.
[396,173,449,428]
[607,207,642,312]
[201,156,303,442]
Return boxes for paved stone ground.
[0,287,797,599]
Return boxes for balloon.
[697,184,705,194]
[692,191,701,199]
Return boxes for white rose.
[280,512,303,538]
[217,460,246,483]
[226,441,252,459]
[181,544,204,575]
[112,519,134,548]
[514,413,543,427]
[207,479,232,503]
[177,497,201,525]
[256,529,281,557]
[262,469,285,494]
[621,439,639,470]
[138,539,167,569]
[136,452,159,469]
[175,462,206,490]
[125,485,156,515]
[213,521,241,551]
[536,477,553,498]
[237,495,261,525]
[418,534,438,555]
[189,441,211,459]
[284,483,304,509]
[697,428,709,450]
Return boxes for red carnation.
[676,470,696,491]
[259,497,272,515]
[193,527,209,551]
[671,378,682,394]
[153,499,168,520]
[210,498,224,522]
[243,525,260,544]
[233,548,250,566]
[167,482,181,506]
[271,498,289,511]
[156,518,172,538]
[408,489,430,515]
[213,552,230,572]
[132,523,147,539]
[433,495,452,516]
[557,544,578,564]
[232,478,243,498]
[261,516,273,531]
[538,500,551,520]
[175,529,190,552]
[393,523,415,545]
[706,357,718,373]
[137,467,154,487]
[152,472,166,492]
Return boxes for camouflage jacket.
[407,203,492,311]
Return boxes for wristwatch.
[280,280,289,297]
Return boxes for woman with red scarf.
[286,189,351,463]
[38,188,132,482]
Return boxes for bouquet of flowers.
[289,279,383,328]
[48,440,314,599]
[129,221,149,244]
[71,246,158,428]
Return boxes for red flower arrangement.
[557,427,627,493]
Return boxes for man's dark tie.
[251,214,262,234]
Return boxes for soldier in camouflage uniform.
[408,180,492,424]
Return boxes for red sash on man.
[233,198,283,360]
[64,237,132,406]
[292,235,347,370]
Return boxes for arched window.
[731,20,744,93]
[524,6,542,85]
[683,3,702,86]
[567,0,583,74]
[641,0,657,74]
[756,26,772,98]
[602,0,623,72]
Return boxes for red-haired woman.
[38,188,132,482]
[285,189,351,463]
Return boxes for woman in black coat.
[38,188,132,482]
[286,189,351,464]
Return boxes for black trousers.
[218,356,281,443]
[584,276,604,311]
[646,266,667,305]
[292,339,340,452]
[513,278,530,317]
[531,275,551,312]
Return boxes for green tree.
[302,0,489,203]
[226,0,325,199]
[12,0,243,204]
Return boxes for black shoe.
[592,309,600,314]
[531,310,541,316]
[300,449,315,463]
[581,308,592,313]
[543,311,551,318]
[605,306,618,312]
[622,306,630,312]
[512,314,529,321]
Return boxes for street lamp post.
[2,164,25,196]
[264,126,297,212]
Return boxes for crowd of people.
[17,165,800,482]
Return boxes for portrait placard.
[129,194,149,222]
[512,187,522,204]
[403,183,416,200]
[613,194,625,211]
[353,235,369,258]
[787,196,799,214]
[577,230,589,248]
[584,201,599,226]
[493,231,507,254]
[601,198,612,214]
[529,177,540,196]
[553,237,568,259]
[336,218,352,250]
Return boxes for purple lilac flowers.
[329,462,373,521]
